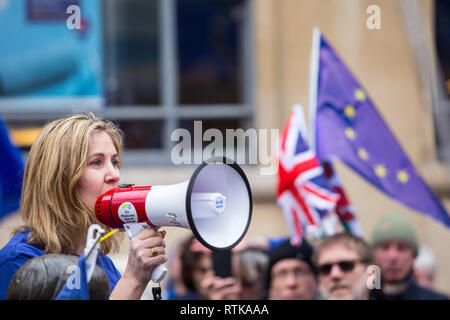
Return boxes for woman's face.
[78,131,120,210]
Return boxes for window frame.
[397,0,450,163]
[0,0,255,166]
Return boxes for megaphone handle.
[123,222,168,283]
[124,222,151,238]
[151,264,168,283]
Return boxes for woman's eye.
[90,160,101,166]
[112,159,120,167]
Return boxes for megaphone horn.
[95,157,253,283]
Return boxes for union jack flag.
[322,160,363,237]
[277,105,339,245]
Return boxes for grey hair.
[235,249,269,286]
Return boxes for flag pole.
[308,27,321,150]
[307,28,354,235]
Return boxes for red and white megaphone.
[95,157,253,283]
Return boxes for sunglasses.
[317,260,360,276]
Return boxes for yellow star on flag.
[397,170,409,184]
[375,164,387,178]
[344,105,356,118]
[345,127,356,140]
[358,148,369,161]
[355,89,366,101]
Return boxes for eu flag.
[310,29,450,228]
[0,118,24,220]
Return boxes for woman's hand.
[123,228,167,285]
[110,228,167,300]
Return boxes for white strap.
[84,224,105,282]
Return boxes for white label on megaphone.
[118,202,138,224]
[191,193,226,214]
[167,212,183,227]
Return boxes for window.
[177,0,244,104]
[0,0,254,165]
[398,0,450,163]
[434,0,450,162]
[435,0,450,98]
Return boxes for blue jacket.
[0,229,121,299]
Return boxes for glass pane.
[0,0,103,103]
[5,119,165,151]
[103,0,160,106]
[118,120,164,149]
[176,118,252,163]
[436,0,450,97]
[177,0,245,104]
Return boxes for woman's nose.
[105,163,120,184]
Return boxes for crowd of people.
[165,212,449,300]
[0,114,448,300]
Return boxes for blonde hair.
[16,113,124,255]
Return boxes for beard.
[321,275,368,300]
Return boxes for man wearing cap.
[266,238,318,300]
[371,213,448,300]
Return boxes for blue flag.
[55,253,90,300]
[310,29,450,228]
[0,118,24,220]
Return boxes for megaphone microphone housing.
[95,157,253,283]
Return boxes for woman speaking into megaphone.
[0,114,167,300]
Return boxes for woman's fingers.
[130,228,166,254]
[131,236,165,251]
[131,238,167,262]
[144,246,167,258]
[134,228,159,240]
[124,228,169,285]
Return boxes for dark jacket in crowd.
[370,275,448,300]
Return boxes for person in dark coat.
[371,213,448,300]
[265,238,318,300]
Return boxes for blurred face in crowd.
[269,258,317,300]
[317,243,368,300]
[192,254,214,298]
[413,267,435,290]
[373,240,415,284]
[78,131,121,211]
[232,253,265,300]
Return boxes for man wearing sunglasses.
[313,233,374,300]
